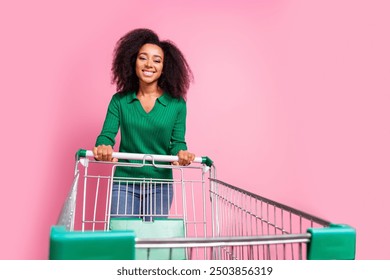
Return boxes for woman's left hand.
[173,150,195,166]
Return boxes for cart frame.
[49,149,355,260]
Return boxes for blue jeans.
[110,182,173,221]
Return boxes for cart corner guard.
[202,156,213,167]
[75,149,87,160]
[307,223,356,260]
[49,225,136,260]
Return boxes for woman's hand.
[93,145,118,162]
[173,150,195,166]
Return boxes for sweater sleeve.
[169,100,188,155]
[95,95,120,147]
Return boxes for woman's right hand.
[93,145,118,162]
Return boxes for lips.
[142,70,154,77]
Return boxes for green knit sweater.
[95,92,188,180]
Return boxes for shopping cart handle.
[76,149,213,167]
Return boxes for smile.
[142,70,155,77]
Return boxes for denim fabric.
[110,182,173,221]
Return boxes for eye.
[154,60,161,63]
[138,56,147,60]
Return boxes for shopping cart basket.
[49,149,356,260]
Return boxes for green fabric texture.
[95,92,188,180]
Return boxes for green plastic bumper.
[49,226,136,260]
[307,224,356,260]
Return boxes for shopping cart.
[49,149,356,260]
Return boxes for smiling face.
[135,43,164,86]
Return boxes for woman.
[93,28,195,220]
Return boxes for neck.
[138,83,162,97]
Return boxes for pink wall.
[0,0,389,259]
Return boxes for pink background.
[1,0,389,259]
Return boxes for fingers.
[177,150,195,166]
[93,145,115,162]
[93,146,98,159]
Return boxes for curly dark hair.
[111,28,193,99]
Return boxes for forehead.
[138,43,164,57]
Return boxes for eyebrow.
[138,52,163,59]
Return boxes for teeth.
[143,71,154,77]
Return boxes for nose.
[145,58,152,68]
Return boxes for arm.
[94,95,120,161]
[169,101,195,165]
